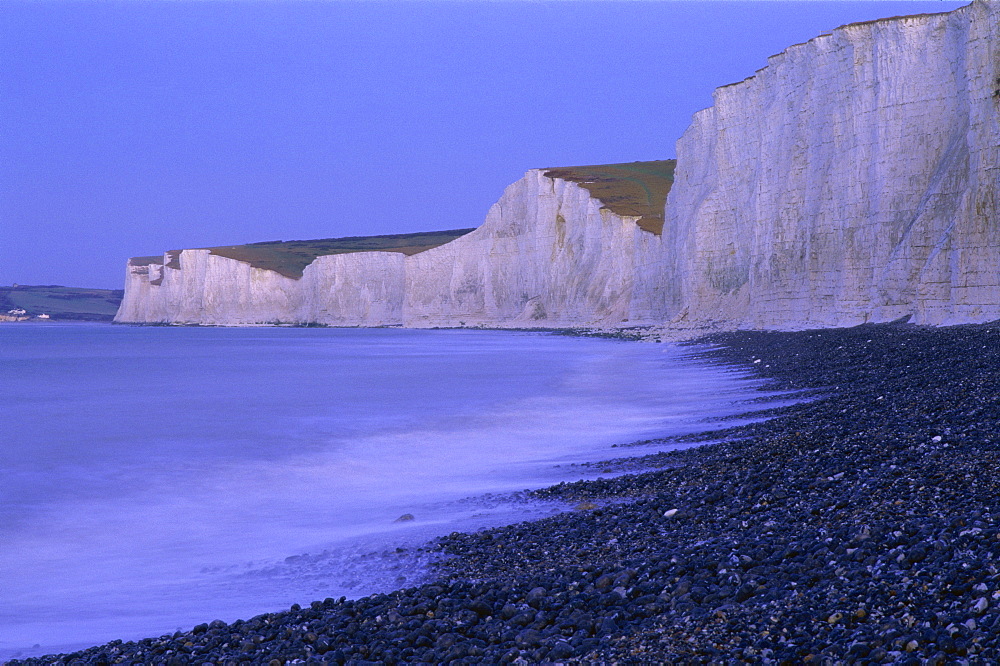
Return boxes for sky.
[1,1,967,289]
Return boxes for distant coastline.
[0,285,123,322]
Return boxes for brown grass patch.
[128,256,164,267]
[541,160,676,235]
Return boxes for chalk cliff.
[665,0,999,329]
[115,231,471,326]
[115,163,675,327]
[117,1,998,331]
[403,163,674,328]
[117,250,407,326]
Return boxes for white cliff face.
[298,252,406,326]
[403,170,667,328]
[115,170,664,327]
[666,0,999,329]
[117,250,300,325]
[116,250,405,326]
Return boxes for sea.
[0,323,789,660]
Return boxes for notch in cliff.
[541,160,676,235]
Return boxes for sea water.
[0,323,787,659]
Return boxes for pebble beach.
[10,321,1000,664]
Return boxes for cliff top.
[716,4,963,91]
[541,160,676,235]
[131,229,476,279]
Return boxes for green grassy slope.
[0,285,124,321]
[136,229,476,279]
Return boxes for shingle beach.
[11,322,1000,664]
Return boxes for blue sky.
[1,1,965,289]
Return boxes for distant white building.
[1,308,29,322]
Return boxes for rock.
[467,600,492,617]
[515,629,542,649]
[526,586,547,608]
[549,640,574,660]
[598,616,619,635]
[665,0,999,329]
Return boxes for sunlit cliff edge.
[116,1,998,332]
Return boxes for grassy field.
[542,160,676,235]
[202,229,476,279]
[0,285,123,321]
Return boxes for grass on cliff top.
[129,256,165,267]
[129,159,675,277]
[542,160,676,235]
[135,229,476,279]
[0,285,123,321]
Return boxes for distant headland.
[0,285,123,322]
